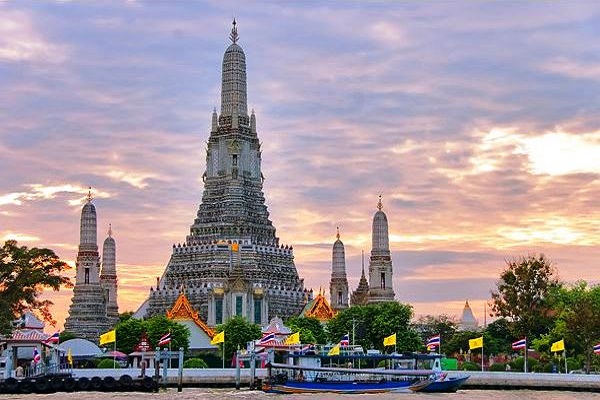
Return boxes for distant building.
[458,300,479,330]
[368,196,395,303]
[329,228,349,311]
[64,191,118,342]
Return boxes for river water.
[1,389,599,400]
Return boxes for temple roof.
[166,293,215,338]
[262,316,292,335]
[301,288,337,322]
[459,299,478,330]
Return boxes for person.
[15,365,24,378]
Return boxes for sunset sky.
[1,1,599,331]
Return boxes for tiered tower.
[100,224,119,326]
[329,227,349,310]
[140,20,308,325]
[351,250,370,306]
[64,191,110,342]
[368,196,395,303]
[458,300,479,331]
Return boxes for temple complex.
[64,192,113,342]
[368,196,395,303]
[329,228,349,311]
[137,21,309,325]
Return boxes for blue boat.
[413,373,469,393]
[263,362,433,394]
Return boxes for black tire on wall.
[34,377,50,393]
[77,377,90,390]
[102,376,116,391]
[90,376,103,391]
[18,380,33,394]
[63,377,76,392]
[141,376,154,391]
[4,378,19,393]
[51,377,64,391]
[119,374,133,389]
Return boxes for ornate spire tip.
[336,226,340,240]
[86,187,93,202]
[377,194,383,210]
[108,223,112,237]
[229,18,239,44]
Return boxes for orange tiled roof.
[166,293,215,338]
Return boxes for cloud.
[0,7,68,63]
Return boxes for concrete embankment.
[450,371,600,392]
[73,368,600,391]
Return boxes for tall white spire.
[368,195,395,303]
[79,187,97,249]
[221,19,248,117]
[101,224,119,326]
[330,227,349,310]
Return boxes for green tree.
[412,314,458,350]
[215,316,261,365]
[115,317,146,354]
[59,330,78,342]
[285,316,327,344]
[484,318,514,355]
[119,311,134,323]
[145,315,190,352]
[546,282,600,373]
[327,302,421,352]
[0,240,72,333]
[490,254,560,366]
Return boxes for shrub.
[460,361,480,371]
[183,358,208,368]
[97,359,121,369]
[489,363,506,372]
[510,356,538,372]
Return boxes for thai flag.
[258,332,276,345]
[512,338,527,350]
[427,335,441,348]
[594,343,600,354]
[158,332,172,346]
[340,334,349,346]
[33,348,41,363]
[300,343,315,354]
[44,332,60,344]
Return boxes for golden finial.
[377,194,383,210]
[87,187,93,202]
[108,223,112,237]
[336,226,340,240]
[229,18,239,44]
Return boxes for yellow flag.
[99,330,116,345]
[551,339,565,352]
[67,348,73,366]
[327,343,340,356]
[469,336,483,350]
[285,332,300,345]
[211,331,225,345]
[383,333,397,346]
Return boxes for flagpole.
[481,343,484,372]
[222,344,225,369]
[524,336,527,373]
[564,349,567,373]
[113,338,116,369]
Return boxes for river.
[1,389,600,399]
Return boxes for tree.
[119,311,134,323]
[145,315,190,352]
[327,302,421,352]
[546,282,600,373]
[0,240,72,333]
[484,318,514,355]
[490,254,560,368]
[114,315,190,354]
[412,314,458,349]
[285,316,327,344]
[215,316,261,365]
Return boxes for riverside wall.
[72,368,600,391]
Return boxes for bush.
[509,356,538,372]
[489,363,506,372]
[97,359,121,369]
[183,358,208,368]
[460,361,480,371]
